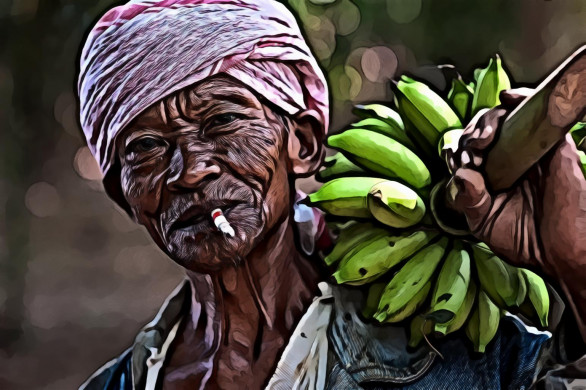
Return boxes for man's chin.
[165,229,256,273]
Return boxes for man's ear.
[286,109,325,177]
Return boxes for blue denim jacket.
[325,283,548,390]
[80,280,583,390]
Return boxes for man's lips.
[167,202,240,234]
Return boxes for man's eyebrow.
[122,129,163,147]
[208,92,261,109]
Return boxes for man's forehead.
[122,76,263,135]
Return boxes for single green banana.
[327,129,431,189]
[350,118,416,150]
[465,305,480,351]
[353,103,405,131]
[447,78,474,121]
[409,315,434,348]
[427,241,471,324]
[434,280,477,336]
[324,222,387,266]
[374,237,450,323]
[344,274,383,286]
[317,152,366,182]
[471,243,520,307]
[336,229,390,269]
[466,290,500,353]
[521,269,550,328]
[362,282,387,318]
[394,76,462,152]
[515,268,528,307]
[334,234,403,285]
[308,177,384,218]
[473,68,483,83]
[380,280,432,323]
[471,55,511,115]
[334,230,438,284]
[367,181,426,228]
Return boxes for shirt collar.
[127,279,438,389]
[131,279,190,390]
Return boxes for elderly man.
[78,0,586,389]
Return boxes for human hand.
[447,89,586,334]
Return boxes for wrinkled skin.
[112,75,325,389]
[116,76,317,272]
[449,89,586,339]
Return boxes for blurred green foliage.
[287,0,586,129]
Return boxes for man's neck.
[175,216,322,388]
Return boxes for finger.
[455,108,490,167]
[499,87,535,107]
[460,107,508,152]
[455,108,506,169]
[447,168,493,231]
[462,108,490,138]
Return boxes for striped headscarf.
[78,0,329,175]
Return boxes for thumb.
[447,168,492,232]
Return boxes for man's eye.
[209,113,239,127]
[126,137,165,155]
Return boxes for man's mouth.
[168,202,239,234]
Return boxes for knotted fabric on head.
[78,0,329,175]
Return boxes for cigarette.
[211,208,235,238]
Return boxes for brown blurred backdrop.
[0,0,585,388]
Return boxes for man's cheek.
[122,169,166,217]
[219,133,281,188]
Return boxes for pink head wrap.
[78,0,329,175]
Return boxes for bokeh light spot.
[335,1,361,36]
[25,182,61,218]
[345,66,363,99]
[361,46,398,82]
[74,146,102,181]
[330,65,363,101]
[386,0,422,24]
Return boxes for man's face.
[115,76,293,272]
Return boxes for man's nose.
[166,147,221,191]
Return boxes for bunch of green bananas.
[308,55,552,353]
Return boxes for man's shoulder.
[79,348,133,390]
[79,279,191,390]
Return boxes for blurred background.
[0,0,585,388]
